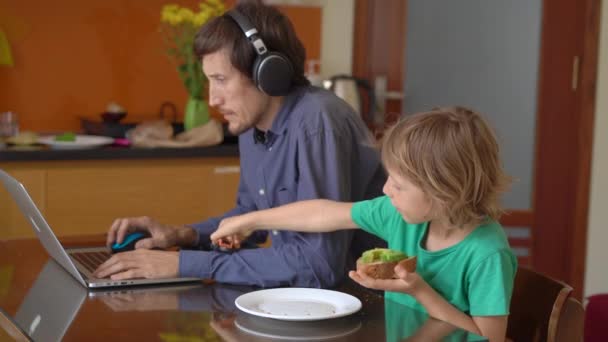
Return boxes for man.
[94,1,386,288]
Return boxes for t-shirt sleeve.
[467,249,517,316]
[351,196,393,241]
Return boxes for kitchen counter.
[0,142,239,161]
[0,140,241,239]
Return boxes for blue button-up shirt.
[179,86,386,288]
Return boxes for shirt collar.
[253,127,274,145]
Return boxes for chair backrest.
[507,266,582,342]
[555,297,585,342]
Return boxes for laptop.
[0,168,200,288]
[12,260,202,341]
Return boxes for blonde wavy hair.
[381,106,511,227]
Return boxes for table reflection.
[384,297,486,342]
[14,260,84,341]
[232,313,361,340]
[6,258,486,341]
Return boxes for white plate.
[235,314,362,340]
[234,288,362,321]
[38,135,114,149]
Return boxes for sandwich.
[356,248,417,279]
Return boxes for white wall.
[319,0,354,78]
[403,1,542,210]
[584,2,608,297]
[265,0,355,78]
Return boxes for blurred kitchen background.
[1,0,607,304]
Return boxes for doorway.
[353,0,600,299]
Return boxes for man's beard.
[227,121,248,136]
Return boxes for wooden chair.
[555,297,585,342]
[507,266,584,342]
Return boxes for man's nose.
[208,86,221,107]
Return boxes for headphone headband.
[225,8,294,96]
[226,10,267,56]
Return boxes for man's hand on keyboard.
[93,249,179,280]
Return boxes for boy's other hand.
[210,215,255,245]
[348,265,425,295]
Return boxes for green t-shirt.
[351,195,517,316]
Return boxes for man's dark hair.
[193,2,310,89]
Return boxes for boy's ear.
[426,198,445,221]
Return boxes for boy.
[211,107,517,340]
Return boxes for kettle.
[323,75,376,126]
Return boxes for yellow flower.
[177,8,195,25]
[193,12,211,27]
[168,13,182,26]
[200,0,225,16]
[160,1,226,98]
[161,5,183,25]
[161,4,179,23]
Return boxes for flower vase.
[184,96,209,131]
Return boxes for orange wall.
[0,1,320,131]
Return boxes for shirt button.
[268,147,272,151]
[272,230,278,235]
[259,189,265,196]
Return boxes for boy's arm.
[403,318,459,342]
[350,269,507,341]
[210,200,358,242]
[472,316,508,341]
[188,173,264,244]
[415,283,507,340]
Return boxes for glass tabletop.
[0,238,486,341]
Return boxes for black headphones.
[226,9,294,96]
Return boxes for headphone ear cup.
[253,52,294,96]
[251,55,264,90]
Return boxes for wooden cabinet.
[0,168,47,239]
[0,158,240,239]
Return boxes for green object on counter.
[0,28,13,66]
[184,96,209,131]
[55,132,76,142]
[360,248,408,263]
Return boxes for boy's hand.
[348,263,426,295]
[210,215,255,246]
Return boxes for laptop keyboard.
[71,251,111,273]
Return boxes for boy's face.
[382,169,434,224]
[202,48,271,135]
